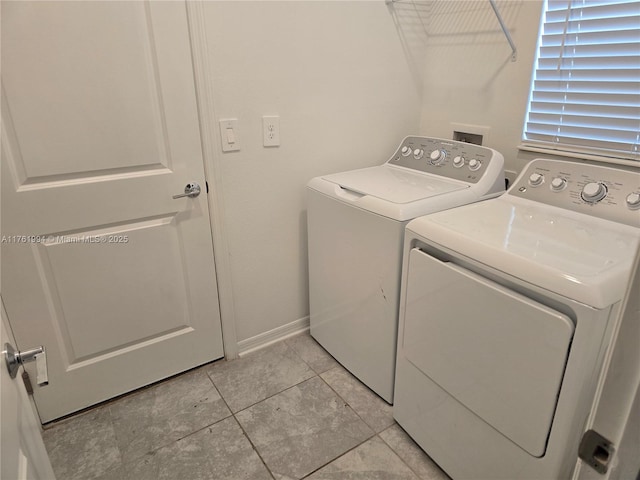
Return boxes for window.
[522,0,640,162]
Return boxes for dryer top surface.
[407,196,640,308]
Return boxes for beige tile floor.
[43,332,450,480]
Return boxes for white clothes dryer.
[393,158,640,479]
[307,136,504,403]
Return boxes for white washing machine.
[307,136,504,403]
[393,158,640,479]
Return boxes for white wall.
[202,1,423,344]
[414,0,544,173]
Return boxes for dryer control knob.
[429,149,446,165]
[453,156,465,168]
[468,158,481,171]
[626,192,640,210]
[581,182,607,203]
[413,148,425,160]
[401,146,412,156]
[528,173,544,186]
[550,177,567,191]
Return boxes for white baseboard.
[237,316,310,357]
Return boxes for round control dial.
[528,173,544,187]
[626,192,640,210]
[468,159,481,171]
[581,182,608,203]
[413,148,424,160]
[429,149,446,165]
[550,177,567,192]
[401,146,412,157]
[453,156,465,168]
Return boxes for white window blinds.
[523,0,640,161]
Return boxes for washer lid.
[322,165,467,204]
[407,196,640,308]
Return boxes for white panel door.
[1,1,224,422]
[1,300,56,480]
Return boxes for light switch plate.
[219,118,240,152]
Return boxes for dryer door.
[402,248,574,457]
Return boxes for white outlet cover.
[263,115,280,147]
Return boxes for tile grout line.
[231,409,278,480]
[286,338,398,479]
[288,336,396,435]
[205,354,299,480]
[208,342,318,415]
[213,341,375,480]
[105,370,235,470]
[204,366,278,478]
[291,366,379,479]
[310,359,426,479]
[377,430,427,480]
[316,365,381,435]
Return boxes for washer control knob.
[626,192,640,210]
[429,149,446,165]
[468,158,481,171]
[550,177,567,192]
[413,148,424,160]
[581,182,607,203]
[528,173,544,186]
[453,156,465,168]
[401,146,412,156]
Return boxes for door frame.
[186,1,238,359]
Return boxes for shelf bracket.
[488,0,517,62]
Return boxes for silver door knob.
[4,342,49,386]
[173,182,201,199]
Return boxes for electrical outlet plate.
[263,116,280,147]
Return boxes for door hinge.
[578,429,614,475]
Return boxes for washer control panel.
[510,158,640,227]
[388,136,499,184]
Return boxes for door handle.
[172,182,201,199]
[3,342,49,386]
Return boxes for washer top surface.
[322,165,466,204]
[307,136,505,221]
[407,158,640,308]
